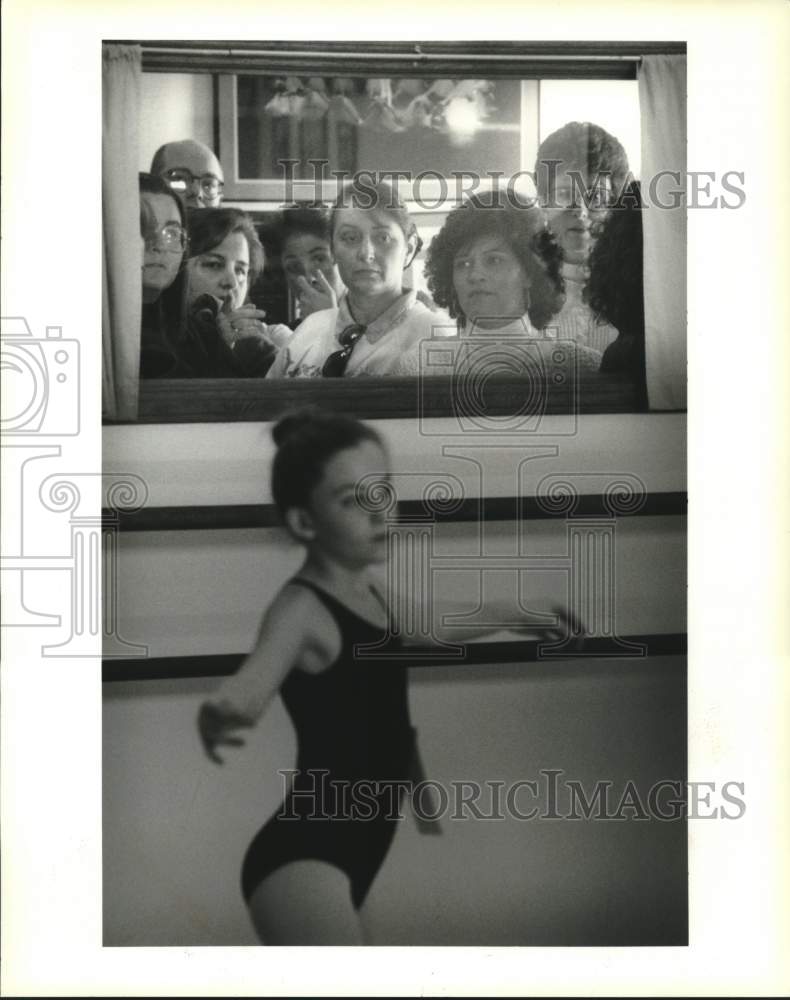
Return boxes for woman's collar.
[465,313,541,338]
[341,289,417,342]
[561,260,589,285]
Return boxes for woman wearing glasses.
[139,173,190,378]
[267,179,446,379]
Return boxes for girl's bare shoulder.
[260,580,341,672]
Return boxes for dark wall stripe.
[103,633,687,681]
[105,491,686,532]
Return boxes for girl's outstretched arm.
[197,585,339,764]
[378,576,584,647]
[431,600,584,644]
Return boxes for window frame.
[126,40,686,425]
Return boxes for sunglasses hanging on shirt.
[321,323,366,377]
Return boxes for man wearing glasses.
[151,139,225,209]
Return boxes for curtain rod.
[121,41,689,78]
[121,39,686,55]
[138,46,644,63]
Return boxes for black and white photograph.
[101,37,688,948]
[2,1,789,995]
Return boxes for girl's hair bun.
[269,408,383,516]
[271,408,324,447]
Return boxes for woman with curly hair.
[583,180,647,406]
[424,192,602,373]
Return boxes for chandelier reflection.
[263,76,499,143]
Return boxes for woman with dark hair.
[140,172,187,304]
[138,172,189,378]
[144,208,292,378]
[175,207,292,376]
[424,192,602,373]
[584,181,647,406]
[267,179,446,378]
[535,121,631,354]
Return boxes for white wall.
[103,413,686,508]
[139,73,215,172]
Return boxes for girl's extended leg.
[247,860,367,945]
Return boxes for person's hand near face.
[186,230,270,344]
[187,230,250,311]
[292,271,340,317]
[265,184,428,379]
[282,232,343,317]
[185,229,287,372]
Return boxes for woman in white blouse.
[267,178,446,379]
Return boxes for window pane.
[539,79,641,179]
[236,76,524,181]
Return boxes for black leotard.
[240,578,414,910]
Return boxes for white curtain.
[639,54,687,410]
[102,44,142,420]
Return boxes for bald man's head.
[151,140,224,208]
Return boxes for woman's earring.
[403,235,423,270]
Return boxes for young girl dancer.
[198,411,421,944]
[198,410,576,944]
